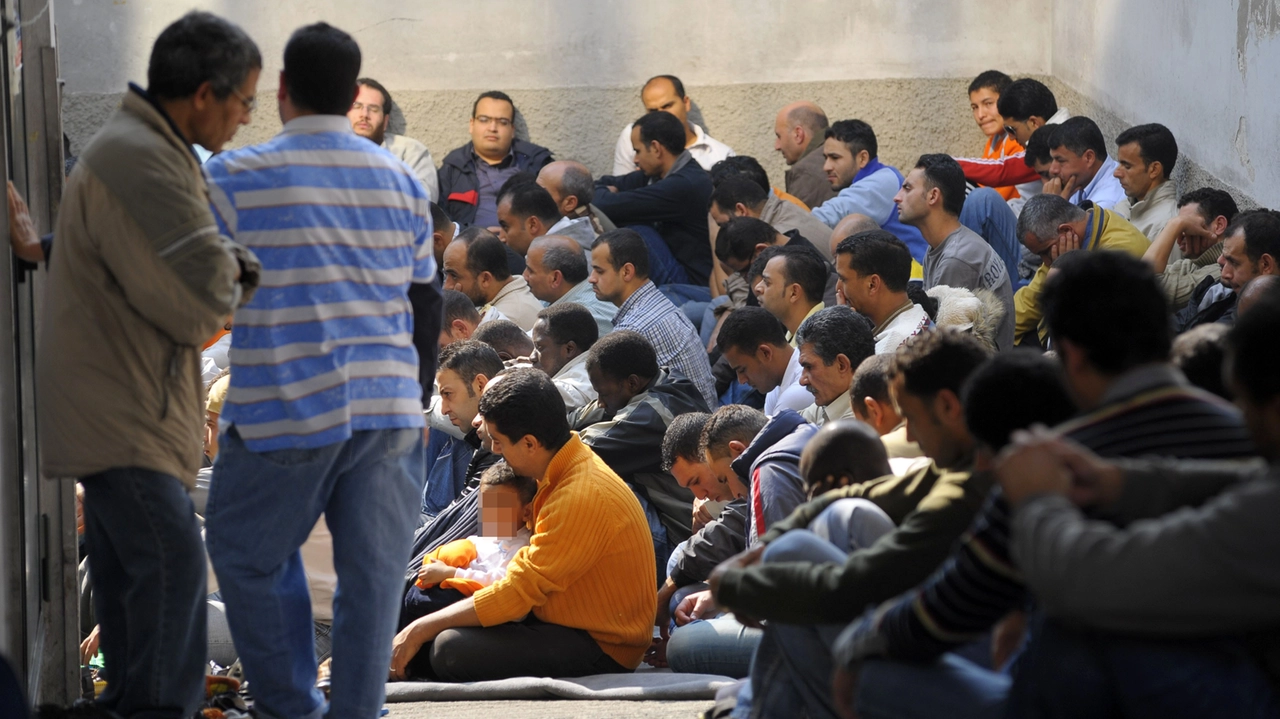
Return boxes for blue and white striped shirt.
[205,115,435,452]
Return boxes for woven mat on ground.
[384,670,737,702]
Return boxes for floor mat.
[385,670,737,702]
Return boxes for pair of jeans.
[668,615,762,678]
[206,427,425,719]
[960,187,1024,289]
[856,653,1011,719]
[420,615,631,681]
[81,468,208,719]
[627,224,692,286]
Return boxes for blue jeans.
[628,224,692,286]
[207,427,425,719]
[856,653,1010,719]
[668,615,762,678]
[960,187,1023,288]
[81,468,208,719]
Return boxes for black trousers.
[407,616,631,681]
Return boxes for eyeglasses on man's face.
[474,115,513,128]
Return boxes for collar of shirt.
[659,150,695,181]
[489,275,529,307]
[612,280,661,325]
[127,83,203,164]
[1097,363,1187,407]
[820,389,854,424]
[1075,155,1119,203]
[282,114,355,134]
[1128,179,1177,217]
[874,299,918,336]
[557,279,596,306]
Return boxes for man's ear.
[1259,253,1278,276]
[757,343,773,364]
[1082,148,1097,166]
[864,396,884,428]
[866,273,882,296]
[727,439,747,457]
[453,319,473,340]
[1147,160,1163,181]
[734,202,751,217]
[855,149,871,169]
[1210,215,1230,235]
[835,352,854,376]
[472,373,491,397]
[563,340,580,358]
[477,270,495,287]
[621,263,637,283]
[934,388,964,424]
[381,111,392,132]
[753,242,771,258]
[276,71,288,104]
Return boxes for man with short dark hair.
[1013,193,1149,344]
[472,318,533,362]
[523,235,615,336]
[589,229,718,409]
[756,246,828,345]
[710,174,833,259]
[595,111,715,289]
[1113,123,1179,239]
[348,77,438,201]
[438,288,484,349]
[494,180,571,256]
[443,227,543,330]
[714,216,838,309]
[203,23,436,719]
[537,159,615,235]
[391,368,657,681]
[774,101,837,209]
[812,120,928,264]
[41,12,262,718]
[953,78,1071,192]
[718,306,813,416]
[612,74,734,175]
[834,231,933,352]
[531,302,599,412]
[1045,116,1124,209]
[896,154,1015,349]
[423,340,505,518]
[437,90,553,228]
[793,305,877,425]
[1143,187,1239,308]
[1173,209,1280,333]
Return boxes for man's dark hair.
[356,77,392,115]
[1022,124,1060,168]
[537,303,599,351]
[890,328,991,402]
[996,78,1058,122]
[962,350,1076,451]
[282,23,361,115]
[541,244,590,284]
[824,119,878,159]
[700,405,768,460]
[915,154,967,217]
[585,330,658,382]
[1017,193,1087,245]
[773,247,828,305]
[1171,324,1233,400]
[662,412,712,471]
[1042,251,1171,375]
[429,202,452,234]
[477,367,570,450]
[795,305,875,369]
[497,172,539,201]
[1227,281,1280,403]
[968,70,1013,96]
[709,156,772,192]
[1177,188,1239,226]
[147,12,262,101]
[850,354,894,415]
[438,339,504,390]
[1115,123,1178,179]
[479,461,538,506]
[472,90,515,118]
[559,164,595,209]
[645,74,687,99]
[835,230,912,292]
[717,307,788,355]
[710,176,769,213]
[634,111,686,156]
[1226,209,1280,264]
[800,420,891,497]
[498,181,560,225]
[473,319,534,360]
[455,228,512,280]
[1052,116,1108,160]
[716,217,778,264]
[749,245,784,286]
[442,289,481,325]
[592,229,651,279]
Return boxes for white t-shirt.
[763,345,814,416]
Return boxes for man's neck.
[476,144,512,165]
[769,344,795,380]
[785,301,820,335]
[868,293,913,330]
[1076,163,1101,191]
[918,213,963,248]
[155,98,196,145]
[683,122,698,148]
[655,157,678,180]
[484,276,513,304]
[614,280,647,308]
[1134,178,1166,203]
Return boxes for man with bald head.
[774,102,836,210]
[1238,274,1280,317]
[829,214,880,259]
[537,160,616,235]
[611,75,734,175]
[522,235,616,336]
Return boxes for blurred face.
[589,245,626,305]
[522,246,559,302]
[348,84,389,145]
[774,111,806,165]
[1114,142,1158,201]
[1050,145,1097,190]
[480,483,532,539]
[893,167,932,225]
[587,363,633,415]
[835,254,872,312]
[641,78,691,128]
[797,343,849,407]
[442,241,486,304]
[437,368,481,430]
[530,319,572,377]
[670,456,732,501]
[822,137,858,190]
[631,126,664,178]
[496,197,536,256]
[1219,231,1258,291]
[193,68,260,152]
[755,256,793,317]
[722,344,782,395]
[470,97,516,159]
[969,87,1004,138]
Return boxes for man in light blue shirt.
[1049,116,1126,210]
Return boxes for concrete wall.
[55,0,1052,182]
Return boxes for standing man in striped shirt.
[203,23,437,719]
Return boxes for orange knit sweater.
[471,433,657,668]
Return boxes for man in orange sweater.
[389,368,657,681]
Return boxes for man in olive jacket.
[36,13,262,718]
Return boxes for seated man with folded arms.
[390,368,656,681]
[472,319,533,363]
[774,101,837,210]
[1142,188,1238,309]
[850,353,926,476]
[422,341,505,519]
[348,77,439,201]
[717,307,813,417]
[710,173,834,259]
[443,227,544,331]
[529,303,599,413]
[834,231,933,353]
[1112,123,1179,240]
[537,160,614,235]
[611,74,733,176]
[522,235,616,337]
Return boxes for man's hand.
[605,185,619,193]
[991,610,1027,671]
[643,637,669,668]
[389,618,439,681]
[80,624,101,665]
[832,662,862,719]
[1045,229,1081,268]
[996,428,1124,507]
[673,589,720,626]
[415,559,455,589]
[692,498,714,533]
[7,181,43,263]
[1055,174,1078,200]
[707,544,765,601]
[1041,176,1063,196]
[655,579,679,639]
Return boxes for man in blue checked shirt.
[203,23,438,719]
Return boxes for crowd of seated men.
[34,16,1280,718]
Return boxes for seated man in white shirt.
[443,227,544,331]
[611,75,734,176]
[717,306,813,417]
[496,180,597,257]
[1046,116,1125,210]
[348,77,438,201]
[529,303,599,413]
[834,230,932,354]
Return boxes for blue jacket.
[731,409,816,544]
[811,164,929,264]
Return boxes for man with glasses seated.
[348,77,439,201]
[438,91,554,229]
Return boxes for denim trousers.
[81,468,208,719]
[856,653,1011,719]
[959,187,1024,288]
[206,427,425,719]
